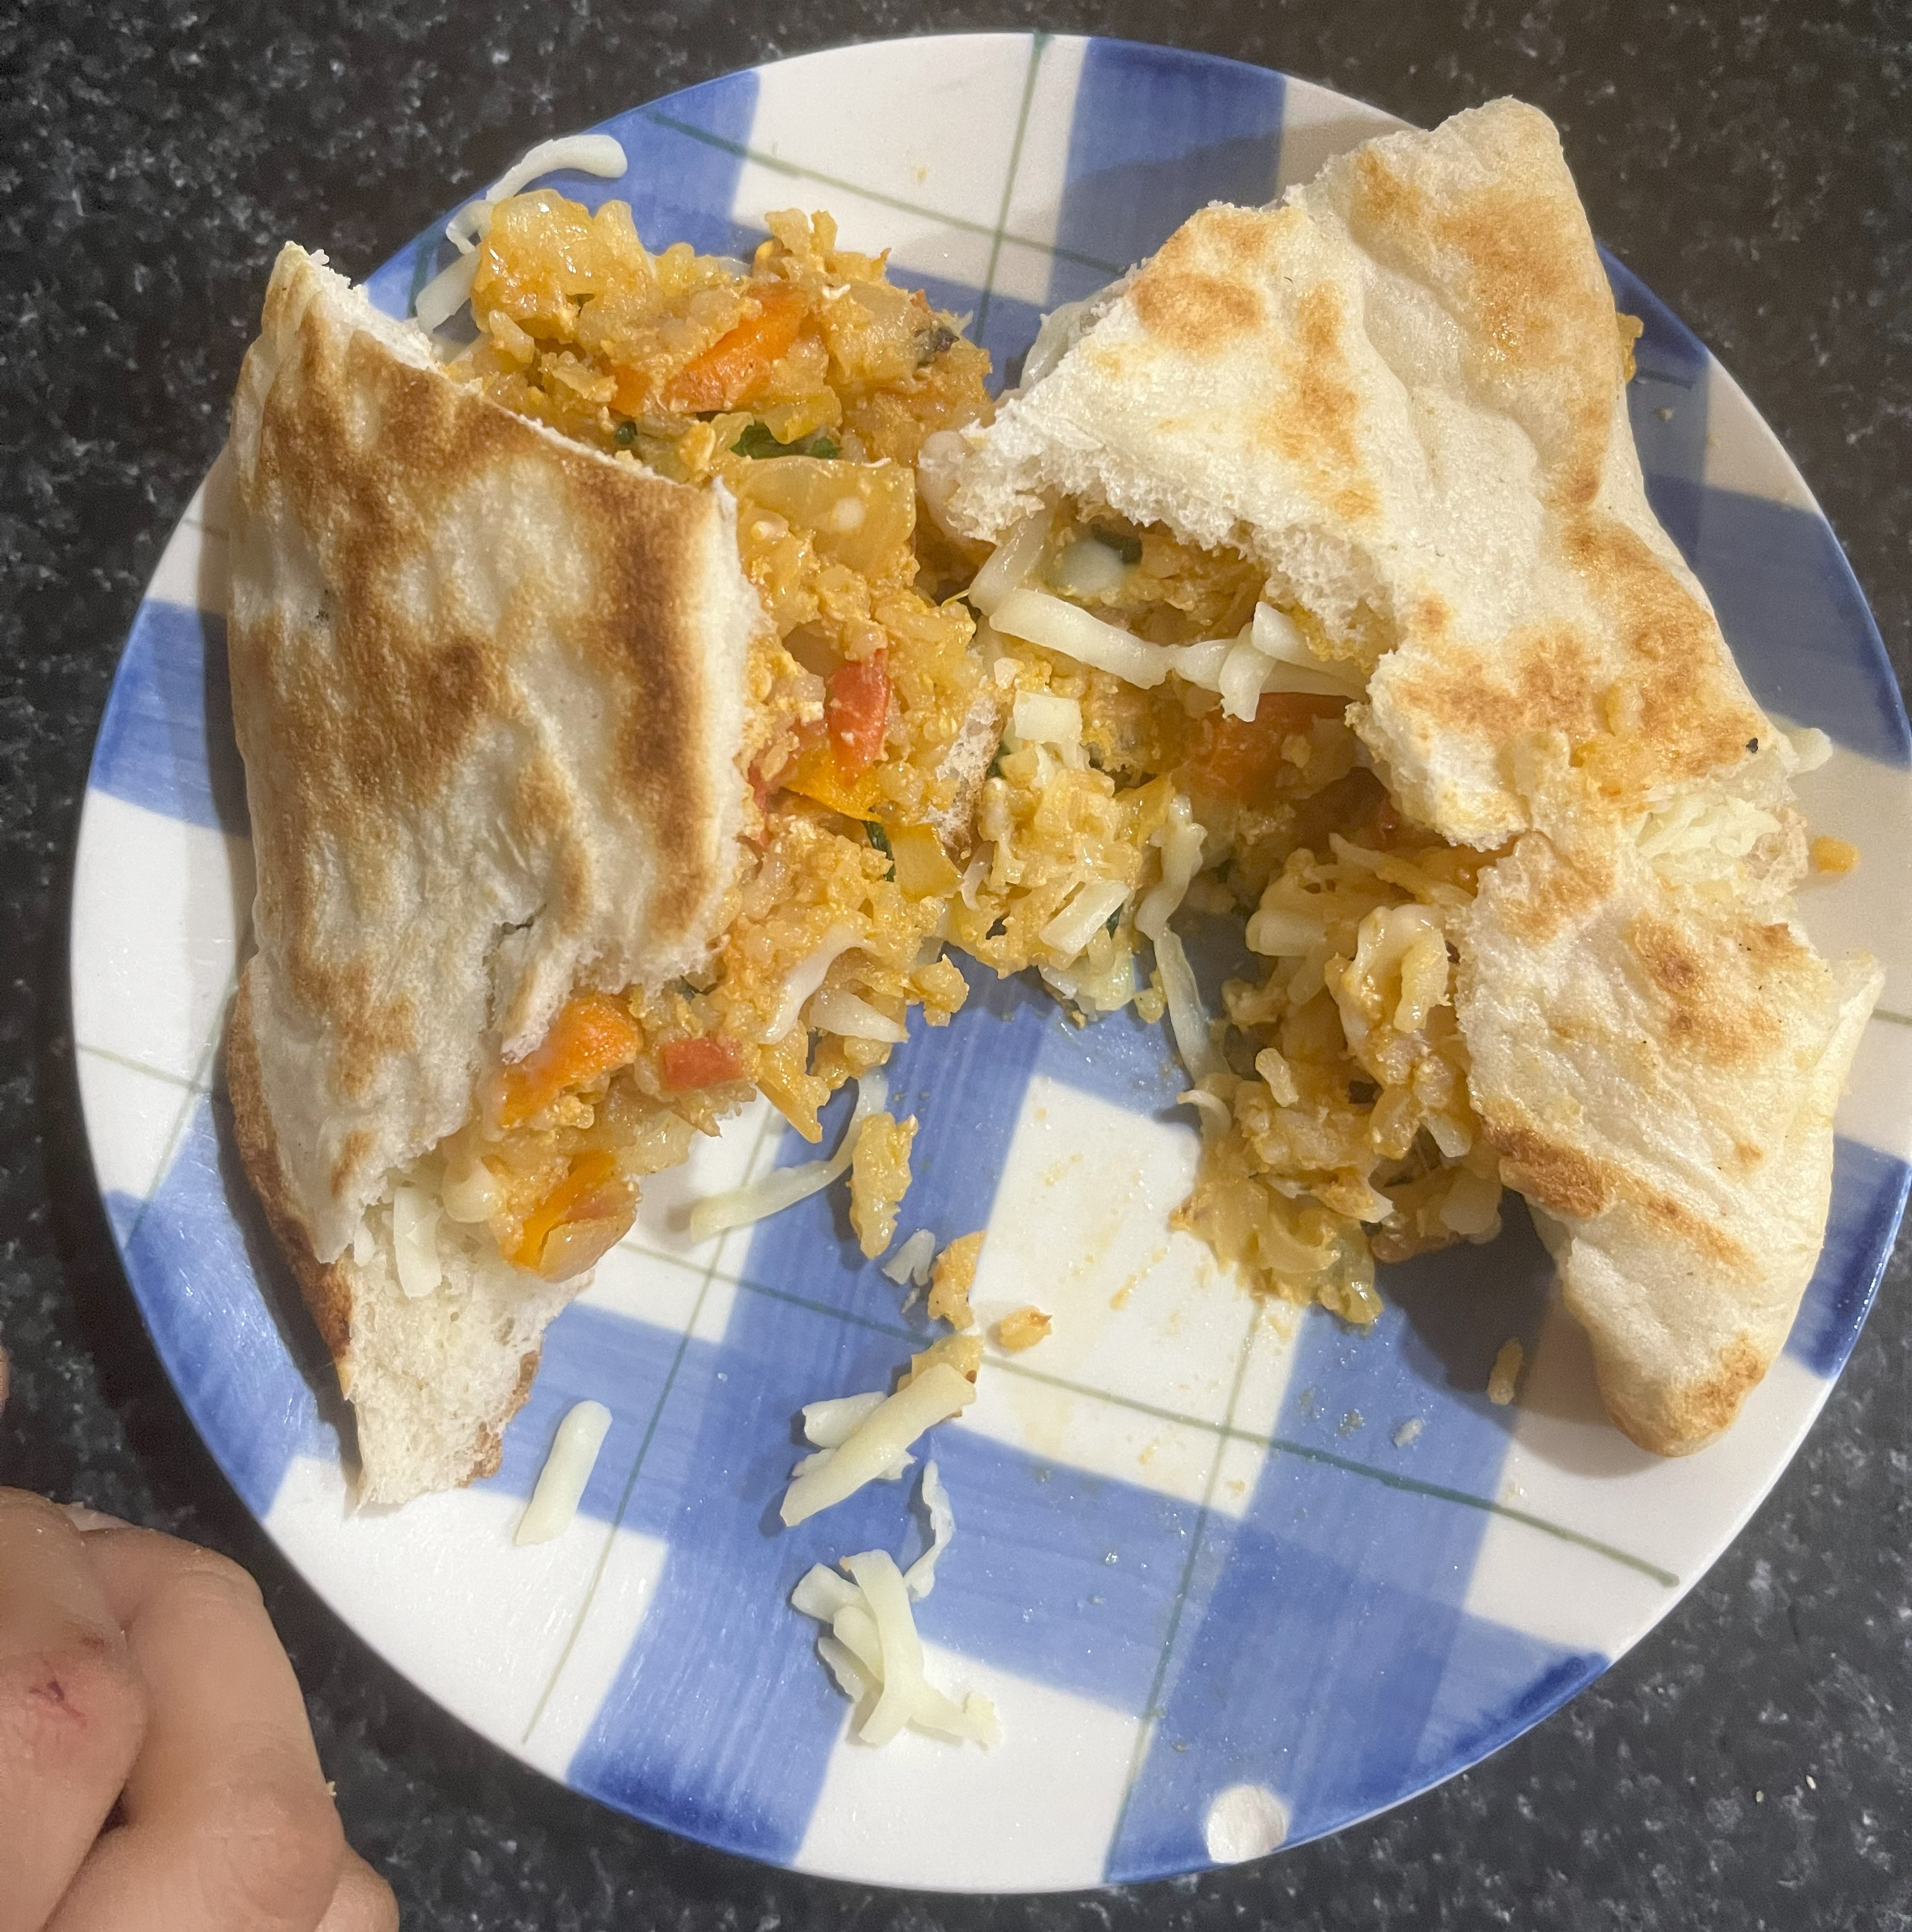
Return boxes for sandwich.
[226,100,1875,1515]
[940,97,1881,1452]
[226,181,998,1504]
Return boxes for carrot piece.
[662,284,806,413]
[1184,694,1346,811]
[512,1149,635,1277]
[496,989,642,1128]
[826,654,890,780]
[660,1036,744,1091]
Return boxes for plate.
[71,32,1912,1892]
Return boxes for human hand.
[0,1479,397,1930]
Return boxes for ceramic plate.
[71,33,1912,1892]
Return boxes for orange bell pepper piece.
[496,989,642,1129]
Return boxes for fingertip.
[317,1848,401,1932]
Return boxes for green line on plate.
[995,1357,1679,1587]
[640,100,1125,277]
[77,1041,209,1093]
[974,34,1049,345]
[520,1109,778,1748]
[1106,1323,1257,1852]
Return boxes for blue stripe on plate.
[1655,476,1912,768]
[361,68,762,322]
[1108,1201,1596,1874]
[106,1097,333,1516]
[1046,40,1285,307]
[1603,252,1712,559]
[1784,1136,1912,1378]
[89,601,248,836]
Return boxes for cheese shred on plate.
[780,1360,974,1525]
[792,1462,998,1747]
[514,1400,612,1544]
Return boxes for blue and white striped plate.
[72,34,1912,1892]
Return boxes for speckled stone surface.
[2,1,1908,1925]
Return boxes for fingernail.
[62,1503,132,1532]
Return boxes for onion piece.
[968,507,1053,615]
[687,1070,887,1244]
[1010,689,1082,752]
[915,429,968,540]
[1047,534,1130,599]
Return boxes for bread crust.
[226,968,534,1488]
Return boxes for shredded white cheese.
[763,924,861,1042]
[1136,795,1204,943]
[687,1071,886,1244]
[514,1400,611,1544]
[806,985,907,1044]
[391,1185,443,1299]
[967,507,1053,614]
[1155,929,1222,1085]
[902,1459,955,1600]
[444,133,629,254]
[881,1228,937,1288]
[780,1362,975,1526]
[1038,876,1132,962]
[790,1469,998,1749]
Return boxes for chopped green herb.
[987,737,1009,779]
[916,322,959,366]
[864,821,895,877]
[1089,523,1143,566]
[1105,906,1124,936]
[612,420,638,448]
[732,421,841,461]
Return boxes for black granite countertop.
[3,1,1908,1925]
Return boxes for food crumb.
[1810,835,1860,876]
[1806,1775,1817,1790]
[903,1330,984,1387]
[1393,1417,1425,1448]
[1337,1410,1364,1436]
[995,1304,1051,1352]
[850,1113,917,1259]
[1487,1338,1525,1406]
[927,1230,985,1328]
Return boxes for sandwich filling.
[390,188,1508,1318]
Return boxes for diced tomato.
[662,285,806,413]
[1184,693,1347,811]
[512,1148,635,1279]
[495,989,642,1128]
[826,653,890,780]
[660,1035,744,1091]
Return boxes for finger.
[0,1490,147,1932]
[316,1850,399,1932]
[47,1530,343,1932]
